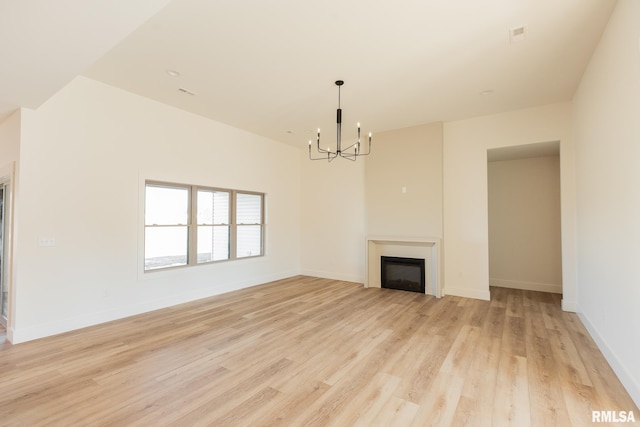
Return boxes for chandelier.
[308,80,372,161]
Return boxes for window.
[144,182,264,271]
[197,189,230,263]
[236,192,263,258]
[145,184,189,270]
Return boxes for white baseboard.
[561,299,578,312]
[444,286,491,301]
[6,326,15,344]
[10,270,298,344]
[300,269,363,284]
[577,309,640,409]
[490,278,562,294]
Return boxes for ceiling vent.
[509,26,527,43]
[178,87,196,96]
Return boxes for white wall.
[365,123,443,238]
[300,149,366,283]
[572,0,640,407]
[488,156,562,293]
[443,102,576,304]
[12,76,301,342]
[0,110,21,336]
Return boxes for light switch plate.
[38,237,56,247]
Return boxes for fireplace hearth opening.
[381,256,426,294]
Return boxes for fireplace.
[380,256,426,294]
[366,236,441,297]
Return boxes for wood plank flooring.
[0,276,637,426]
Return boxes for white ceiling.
[0,0,172,123]
[3,0,617,148]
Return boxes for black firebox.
[381,256,426,294]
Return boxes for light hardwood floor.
[0,276,637,426]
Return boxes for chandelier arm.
[342,135,371,155]
[313,139,332,154]
[341,141,359,152]
[340,152,360,158]
[309,149,337,161]
[309,140,336,160]
[357,138,372,156]
[338,152,357,161]
[340,151,358,157]
[343,151,370,158]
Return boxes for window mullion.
[261,193,265,256]
[230,190,237,260]
[188,185,198,265]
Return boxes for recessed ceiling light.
[166,69,181,77]
[480,89,494,96]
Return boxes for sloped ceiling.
[2,0,617,148]
[0,0,172,123]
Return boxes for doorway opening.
[487,141,563,295]
[0,175,11,331]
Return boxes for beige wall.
[572,0,640,407]
[299,121,443,284]
[0,110,21,163]
[300,150,366,282]
[12,76,301,342]
[443,102,576,303]
[488,156,562,293]
[365,122,443,238]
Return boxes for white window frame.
[144,181,265,272]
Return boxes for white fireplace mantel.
[365,236,442,298]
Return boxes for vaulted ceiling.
[2,0,617,147]
[0,0,171,123]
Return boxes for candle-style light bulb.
[308,140,311,146]
[357,122,360,128]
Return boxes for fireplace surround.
[365,236,442,297]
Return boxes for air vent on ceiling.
[509,26,527,43]
[178,87,196,96]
